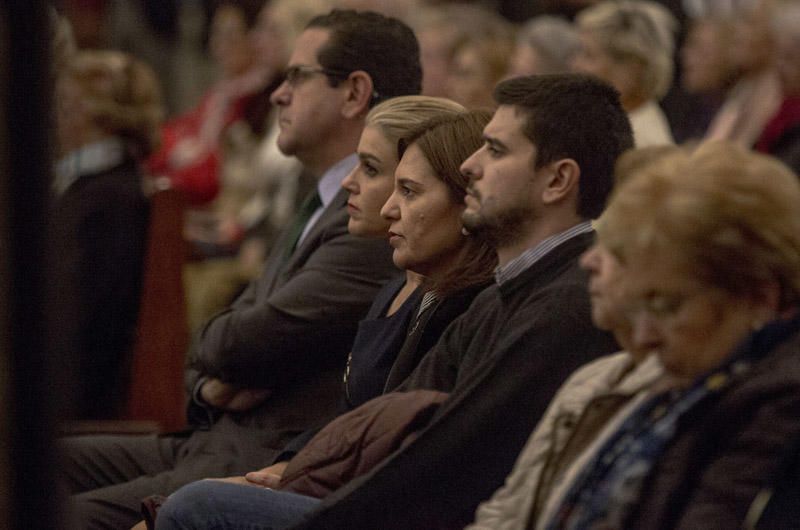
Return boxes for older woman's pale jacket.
[468,352,664,530]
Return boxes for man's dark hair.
[306,9,422,106]
[493,74,634,219]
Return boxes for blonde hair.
[366,95,465,151]
[65,50,164,157]
[576,0,677,100]
[599,141,800,308]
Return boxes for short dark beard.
[462,204,532,249]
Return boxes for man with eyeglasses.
[62,10,421,529]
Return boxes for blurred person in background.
[507,15,581,78]
[701,0,782,147]
[410,4,506,99]
[678,11,738,141]
[755,0,800,174]
[51,50,164,420]
[144,0,268,206]
[572,0,677,146]
[445,6,515,109]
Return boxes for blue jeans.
[155,480,322,530]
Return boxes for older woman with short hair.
[541,142,800,529]
[572,0,677,146]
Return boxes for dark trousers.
[61,429,272,529]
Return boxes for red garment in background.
[145,89,256,205]
[756,97,800,154]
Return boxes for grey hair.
[576,0,677,100]
[517,16,580,74]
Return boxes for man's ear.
[541,158,580,205]
[341,70,374,119]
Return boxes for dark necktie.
[284,189,322,259]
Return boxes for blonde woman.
[573,0,677,146]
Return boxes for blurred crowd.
[52,0,800,352]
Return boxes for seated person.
[335,97,494,410]
[540,142,800,529]
[149,108,497,530]
[466,147,677,530]
[52,49,163,420]
[182,0,334,332]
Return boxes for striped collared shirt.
[494,221,594,286]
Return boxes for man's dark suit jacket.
[293,231,619,529]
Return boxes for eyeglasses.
[623,284,722,323]
[282,64,382,101]
[283,65,351,86]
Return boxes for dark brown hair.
[306,9,422,105]
[494,74,633,219]
[398,110,497,297]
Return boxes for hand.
[130,521,148,530]
[245,461,289,489]
[200,378,270,412]
[206,475,258,487]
